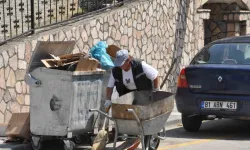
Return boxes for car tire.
[182,114,202,132]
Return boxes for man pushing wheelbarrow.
[105,49,160,149]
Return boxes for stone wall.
[0,0,217,124]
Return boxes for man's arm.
[106,72,115,100]
[106,87,114,100]
[141,61,159,90]
[153,76,159,89]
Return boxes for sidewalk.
[165,103,182,128]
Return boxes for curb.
[165,119,182,128]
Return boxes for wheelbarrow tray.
[112,91,174,121]
[115,112,171,135]
[111,91,174,135]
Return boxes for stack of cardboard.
[5,113,30,140]
[40,45,121,72]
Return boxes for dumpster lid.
[27,41,76,72]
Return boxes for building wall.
[204,2,249,45]
[0,0,218,124]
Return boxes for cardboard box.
[5,113,30,140]
[106,45,121,59]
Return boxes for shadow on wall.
[169,0,190,93]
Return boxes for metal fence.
[0,0,125,45]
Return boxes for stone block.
[25,95,30,105]
[9,55,17,71]
[0,68,5,89]
[91,27,98,39]
[146,54,152,64]
[22,81,27,94]
[8,89,16,102]
[0,112,4,124]
[18,60,27,69]
[25,42,32,63]
[16,94,25,105]
[2,51,9,67]
[227,23,235,32]
[21,106,30,113]
[0,100,6,114]
[6,69,16,88]
[3,90,11,103]
[18,43,25,60]
[8,47,15,58]
[120,35,128,46]
[115,30,121,41]
[0,55,3,69]
[4,110,12,124]
[10,101,20,113]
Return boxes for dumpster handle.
[25,74,42,87]
[89,109,113,120]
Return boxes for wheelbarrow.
[90,90,174,150]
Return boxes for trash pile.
[2,41,122,144]
[40,41,119,71]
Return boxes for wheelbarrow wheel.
[144,135,160,150]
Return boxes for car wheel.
[182,114,202,132]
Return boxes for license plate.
[201,101,237,110]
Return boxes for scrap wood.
[59,52,86,59]
[41,52,86,68]
[41,59,78,68]
[50,54,61,60]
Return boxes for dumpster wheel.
[31,136,42,150]
[63,140,75,150]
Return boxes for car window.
[192,43,250,65]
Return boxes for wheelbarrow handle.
[126,109,141,127]
[153,127,166,140]
[89,109,113,120]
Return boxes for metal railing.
[0,0,125,45]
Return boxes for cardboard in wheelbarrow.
[112,91,174,121]
[5,113,30,140]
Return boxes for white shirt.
[107,61,158,90]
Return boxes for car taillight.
[177,68,188,88]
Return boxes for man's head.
[114,49,131,71]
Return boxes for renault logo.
[218,76,223,82]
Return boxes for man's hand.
[153,87,160,92]
[104,100,112,110]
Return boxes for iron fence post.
[30,0,35,34]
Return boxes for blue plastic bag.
[89,41,114,70]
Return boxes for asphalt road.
[75,118,250,150]
[1,118,250,150]
[157,118,250,150]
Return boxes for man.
[103,49,159,149]
[105,49,159,106]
